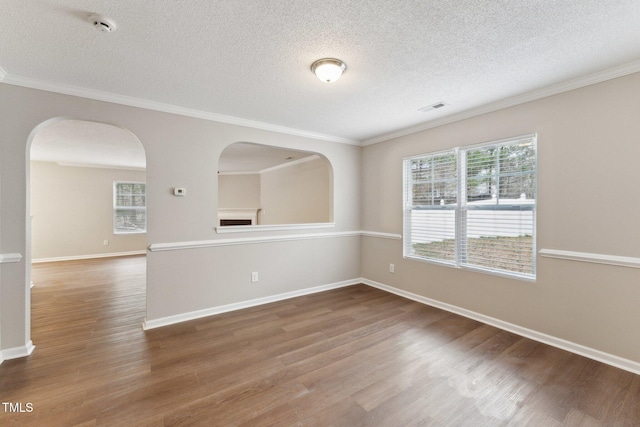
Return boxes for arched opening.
[26,118,147,346]
[217,142,334,228]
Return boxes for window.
[403,134,536,279]
[114,182,146,234]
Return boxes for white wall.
[361,72,640,364]
[218,173,260,209]
[30,161,146,260]
[0,83,361,353]
[260,156,332,225]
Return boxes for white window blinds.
[403,135,537,279]
[114,182,146,234]
[403,150,458,263]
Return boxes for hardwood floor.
[1,256,638,426]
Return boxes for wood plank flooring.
[1,255,638,426]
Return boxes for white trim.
[143,279,360,330]
[218,155,322,176]
[32,250,146,264]
[539,249,640,269]
[218,171,260,176]
[4,61,638,147]
[216,222,335,234]
[259,155,321,174]
[149,230,359,252]
[3,61,639,148]
[363,59,640,145]
[361,278,640,375]
[360,231,402,240]
[57,161,146,171]
[0,72,359,146]
[1,340,35,361]
[0,253,23,263]
[150,229,398,251]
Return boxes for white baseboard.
[0,340,35,363]
[361,278,640,375]
[143,279,360,330]
[32,250,146,263]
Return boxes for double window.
[114,182,146,234]
[403,134,536,280]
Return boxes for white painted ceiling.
[31,120,146,170]
[2,1,640,145]
[30,121,312,172]
[218,143,317,173]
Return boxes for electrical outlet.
[103,240,109,246]
[251,272,259,283]
[389,263,395,273]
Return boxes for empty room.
[1,1,639,426]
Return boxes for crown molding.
[259,154,320,174]
[218,154,320,176]
[363,59,640,146]
[55,161,146,171]
[0,71,361,146]
[3,60,639,148]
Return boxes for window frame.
[113,181,147,235]
[403,134,537,281]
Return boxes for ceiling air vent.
[418,102,447,113]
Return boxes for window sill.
[403,254,536,283]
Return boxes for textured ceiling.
[30,120,146,169]
[30,121,312,172]
[2,1,640,144]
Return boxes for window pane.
[115,208,146,233]
[410,153,457,206]
[114,182,146,233]
[131,195,145,207]
[466,147,496,202]
[132,183,145,194]
[463,209,534,274]
[119,183,133,194]
[497,143,536,201]
[407,209,456,262]
[404,135,535,279]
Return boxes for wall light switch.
[389,263,395,273]
[251,272,259,283]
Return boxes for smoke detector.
[89,14,117,33]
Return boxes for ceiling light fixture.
[311,58,346,83]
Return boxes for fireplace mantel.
[218,208,259,226]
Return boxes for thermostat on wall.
[173,188,186,196]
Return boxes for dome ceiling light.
[311,58,346,83]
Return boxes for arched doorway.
[26,118,147,346]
